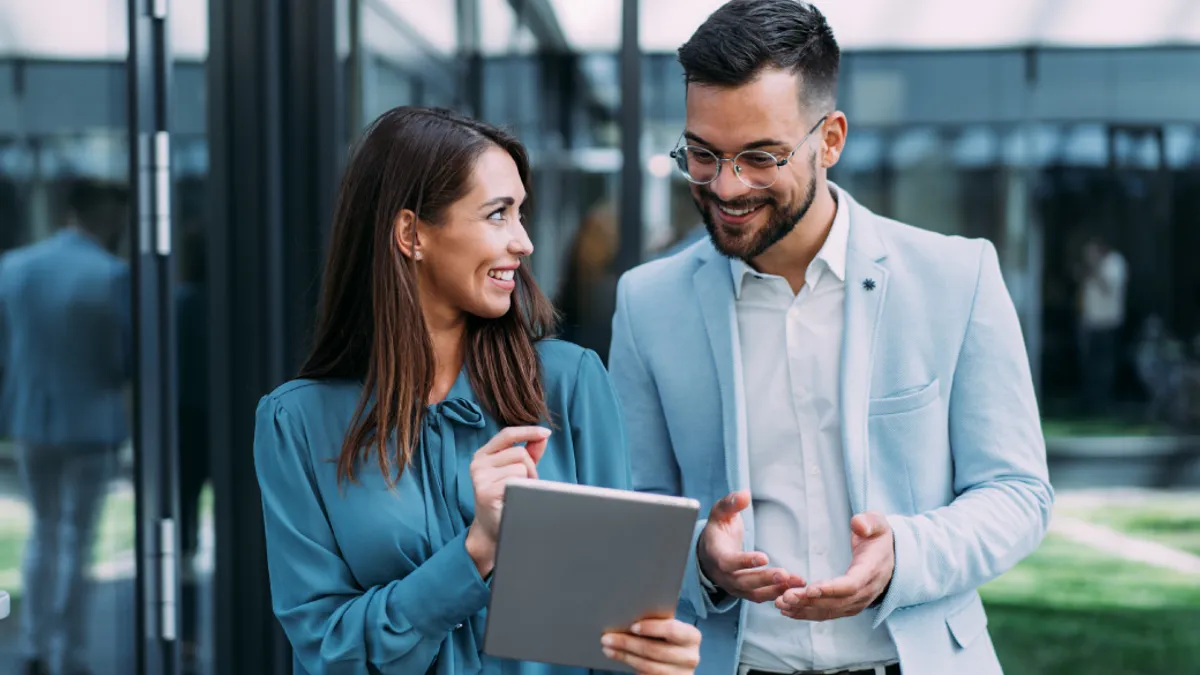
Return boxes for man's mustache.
[698,190,775,211]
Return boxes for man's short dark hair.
[62,178,128,239]
[678,0,840,110]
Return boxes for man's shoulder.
[867,212,994,287]
[617,237,713,302]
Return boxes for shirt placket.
[787,277,836,668]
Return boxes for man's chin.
[708,230,757,261]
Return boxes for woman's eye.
[487,208,506,221]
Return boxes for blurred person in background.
[608,2,1053,674]
[1075,233,1128,416]
[253,106,701,675]
[0,178,131,675]
[555,201,618,362]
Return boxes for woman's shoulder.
[536,338,610,403]
[536,338,601,377]
[258,377,363,419]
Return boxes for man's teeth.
[488,269,515,281]
[718,204,759,216]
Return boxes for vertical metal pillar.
[616,0,642,274]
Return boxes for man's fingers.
[778,591,873,613]
[850,511,889,539]
[708,490,751,523]
[478,426,551,455]
[730,567,801,589]
[807,572,864,599]
[745,582,792,604]
[716,550,769,574]
[781,605,863,621]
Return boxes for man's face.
[683,68,827,261]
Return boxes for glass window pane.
[0,3,135,674]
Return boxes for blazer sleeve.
[608,275,738,619]
[874,239,1054,626]
[254,396,492,674]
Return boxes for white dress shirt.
[733,192,899,672]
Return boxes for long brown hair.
[299,106,556,485]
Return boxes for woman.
[253,106,701,675]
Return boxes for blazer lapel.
[840,194,889,515]
[693,249,748,498]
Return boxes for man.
[1076,233,1127,415]
[0,179,131,675]
[607,2,1053,674]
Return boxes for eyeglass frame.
[668,114,830,189]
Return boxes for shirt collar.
[729,187,850,299]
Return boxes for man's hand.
[698,491,805,603]
[775,512,894,621]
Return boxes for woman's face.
[414,146,533,323]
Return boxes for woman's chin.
[468,299,512,321]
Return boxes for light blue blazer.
[0,230,132,446]
[607,187,1053,674]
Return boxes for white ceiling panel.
[549,0,1200,53]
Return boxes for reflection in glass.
[173,17,214,675]
[0,5,135,675]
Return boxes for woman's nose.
[510,223,534,257]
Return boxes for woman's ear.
[393,209,423,261]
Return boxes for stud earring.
[414,251,423,261]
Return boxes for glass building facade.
[0,1,1197,673]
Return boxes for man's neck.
[749,184,837,294]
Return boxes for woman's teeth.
[488,269,515,281]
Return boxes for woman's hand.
[601,618,702,675]
[464,426,550,574]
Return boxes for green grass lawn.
[1056,494,1200,557]
[982,535,1200,674]
[0,488,137,594]
[1041,418,1176,438]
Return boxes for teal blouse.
[253,340,631,675]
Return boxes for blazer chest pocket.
[868,378,940,416]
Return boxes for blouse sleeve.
[253,395,491,674]
[568,348,633,492]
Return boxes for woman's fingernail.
[602,635,615,647]
[603,648,617,659]
[630,622,642,634]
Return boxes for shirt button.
[809,465,820,476]
[454,623,463,630]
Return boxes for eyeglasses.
[669,116,828,190]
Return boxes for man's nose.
[709,163,752,202]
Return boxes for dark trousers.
[16,443,119,673]
[1080,327,1119,415]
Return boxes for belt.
[746,665,901,675]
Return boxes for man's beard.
[695,156,818,261]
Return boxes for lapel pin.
[862,278,876,291]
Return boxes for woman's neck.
[422,302,468,405]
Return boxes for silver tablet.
[483,478,701,672]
